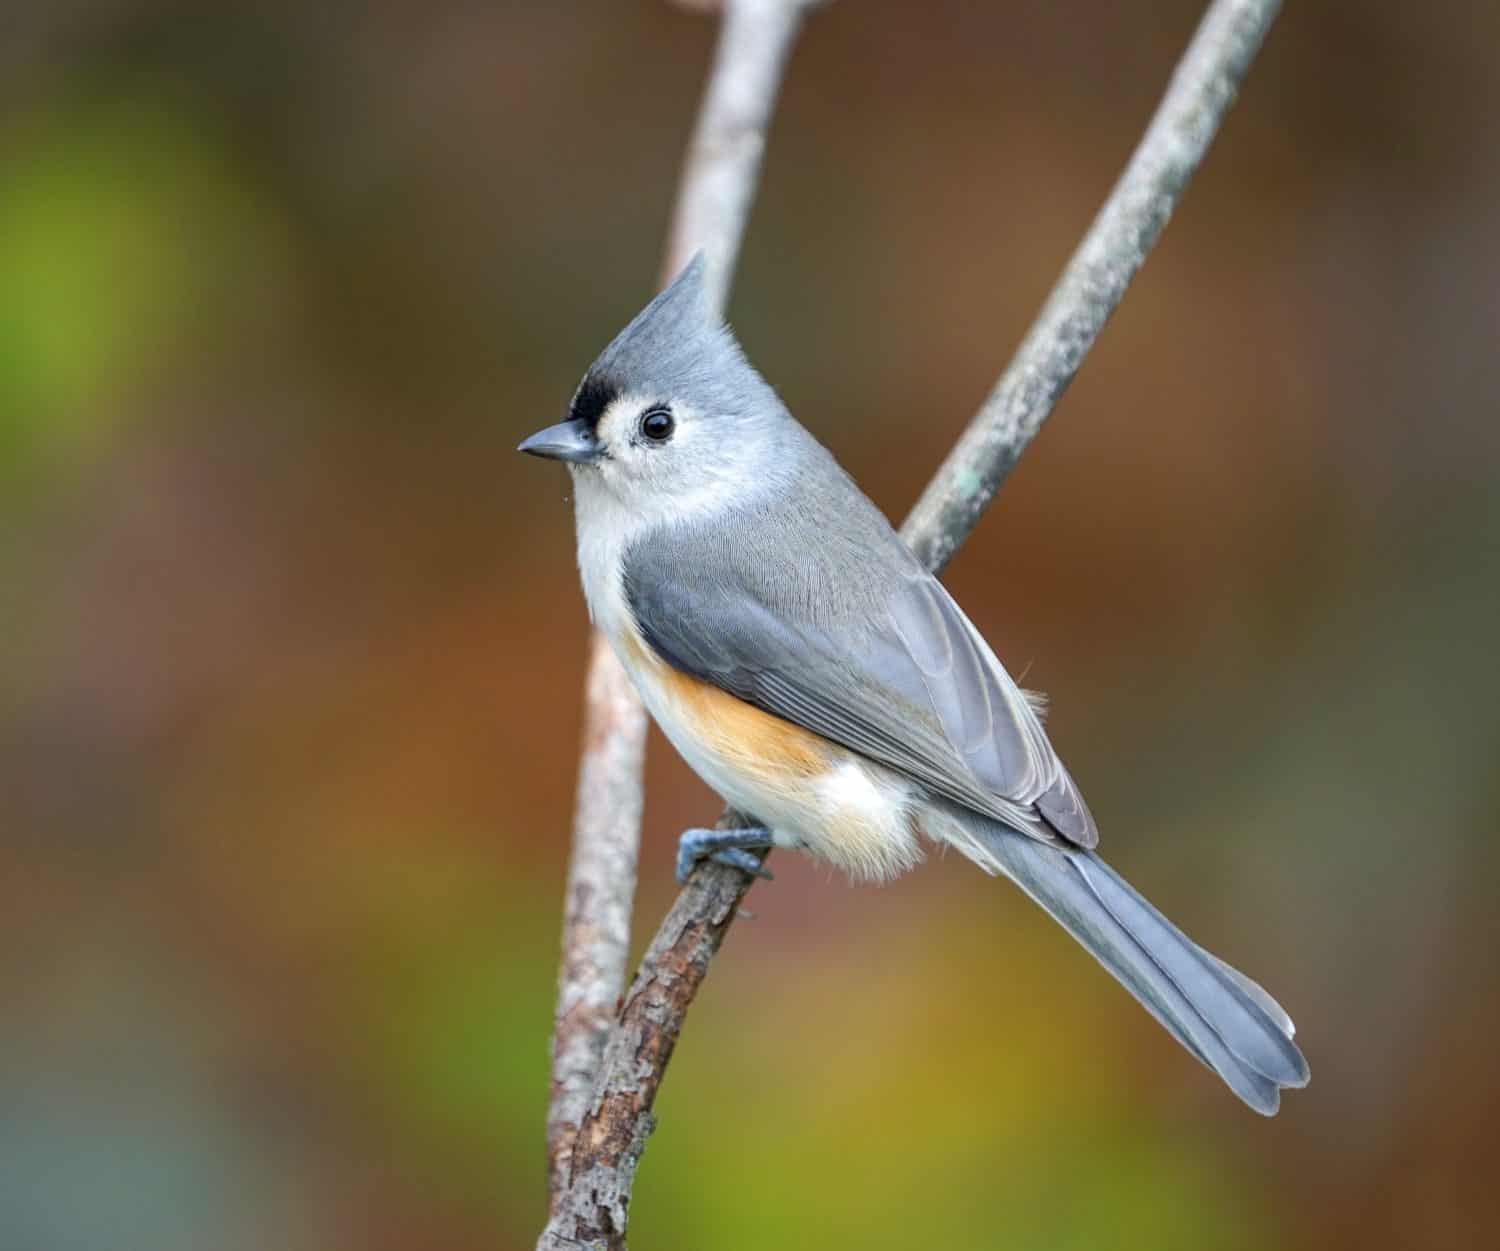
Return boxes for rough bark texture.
[545,632,647,1206]
[541,0,816,1233]
[541,1,1283,1247]
[546,813,756,1249]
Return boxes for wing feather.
[624,548,1097,848]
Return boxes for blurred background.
[3,1,1497,1247]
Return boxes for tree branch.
[542,0,818,1221]
[542,1,1282,1246]
[663,0,824,308]
[544,633,646,1207]
[901,0,1283,573]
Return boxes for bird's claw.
[707,847,774,880]
[675,826,773,884]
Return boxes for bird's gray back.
[621,428,1098,846]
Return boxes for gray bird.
[520,256,1309,1114]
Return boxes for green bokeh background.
[3,3,1496,1248]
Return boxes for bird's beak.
[517,418,601,464]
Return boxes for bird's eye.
[639,406,675,443]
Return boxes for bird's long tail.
[953,814,1309,1114]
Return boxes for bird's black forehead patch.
[569,374,620,431]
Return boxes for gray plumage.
[622,488,1097,846]
[575,254,783,432]
[960,816,1308,1113]
[527,256,1309,1114]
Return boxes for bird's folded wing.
[623,553,1097,848]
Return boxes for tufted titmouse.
[520,257,1308,1114]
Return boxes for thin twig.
[663,0,823,307]
[541,833,755,1250]
[541,1,1282,1246]
[542,0,818,1224]
[902,0,1284,573]
[544,633,646,1206]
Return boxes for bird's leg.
[675,826,774,884]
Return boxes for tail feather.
[1198,945,1295,1038]
[957,815,1309,1115]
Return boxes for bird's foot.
[675,826,774,884]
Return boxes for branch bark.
[542,0,818,1223]
[901,0,1284,574]
[544,633,646,1206]
[663,0,824,310]
[542,1,1282,1247]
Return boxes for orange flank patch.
[617,626,923,879]
[616,625,833,780]
[657,664,833,782]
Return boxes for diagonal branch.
[901,0,1285,573]
[541,1,1283,1246]
[543,0,820,1219]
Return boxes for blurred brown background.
[3,2,1497,1248]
